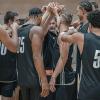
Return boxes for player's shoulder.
[72,32,84,39]
[29,26,43,40]
[30,26,43,34]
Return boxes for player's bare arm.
[30,26,49,97]
[41,2,55,36]
[49,32,70,92]
[61,32,84,54]
[0,22,18,53]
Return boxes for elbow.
[61,36,71,43]
[61,35,68,42]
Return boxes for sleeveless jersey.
[17,24,39,87]
[0,42,17,82]
[78,32,100,100]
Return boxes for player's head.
[49,17,57,32]
[60,12,73,26]
[77,1,93,20]
[29,7,43,25]
[87,10,100,29]
[4,11,17,25]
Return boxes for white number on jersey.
[0,42,7,55]
[17,37,25,54]
[93,50,100,68]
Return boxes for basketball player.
[17,4,55,100]
[49,7,76,100]
[61,10,100,100]
[0,11,19,100]
[74,1,93,96]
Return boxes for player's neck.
[81,17,88,25]
[26,19,37,25]
[92,28,100,36]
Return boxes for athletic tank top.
[78,32,100,100]
[77,22,89,74]
[17,24,39,87]
[0,42,17,82]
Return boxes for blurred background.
[0,0,99,24]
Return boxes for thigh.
[1,96,12,100]
[13,86,20,100]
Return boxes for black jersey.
[17,24,39,87]
[78,33,100,100]
[0,42,17,82]
[77,22,89,74]
[78,22,89,33]
[43,31,60,69]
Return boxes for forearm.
[33,55,47,82]
[41,11,50,25]
[52,57,67,78]
[55,13,60,28]
[42,12,53,36]
[11,28,18,47]
[52,42,69,78]
[7,27,18,52]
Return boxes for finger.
[43,89,49,97]
[41,89,49,97]
[50,86,56,92]
[41,86,49,97]
[45,89,49,97]
[50,85,56,92]
[41,88,46,97]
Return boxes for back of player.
[79,32,100,100]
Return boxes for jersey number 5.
[93,50,100,68]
